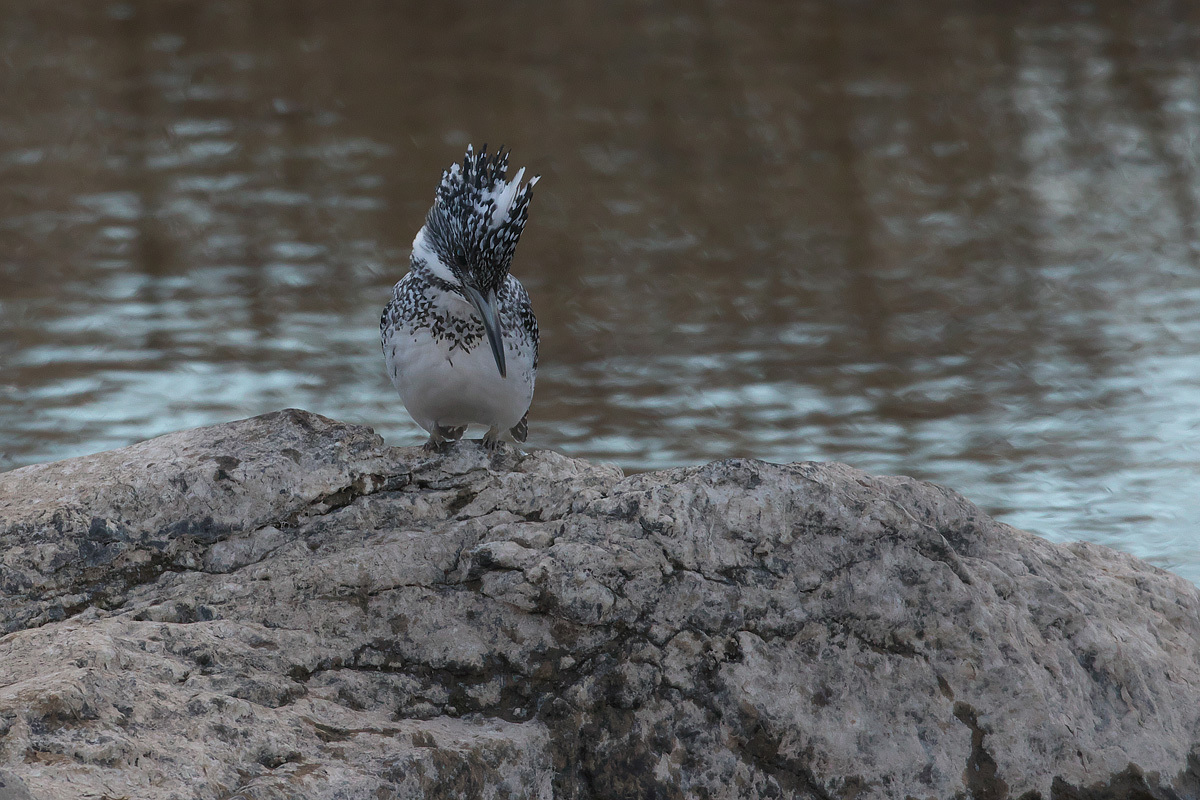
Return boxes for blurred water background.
[1,1,1198,582]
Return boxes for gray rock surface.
[0,771,33,800]
[0,409,1197,799]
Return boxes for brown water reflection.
[1,1,1199,581]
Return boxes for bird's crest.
[423,145,539,293]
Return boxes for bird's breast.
[382,303,535,432]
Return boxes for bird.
[381,145,540,453]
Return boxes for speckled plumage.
[381,271,538,362]
[381,146,539,450]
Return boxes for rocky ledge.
[0,410,1197,800]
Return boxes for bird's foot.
[424,425,466,454]
[480,426,504,452]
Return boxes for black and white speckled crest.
[422,145,538,295]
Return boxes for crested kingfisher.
[380,145,540,452]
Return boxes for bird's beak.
[463,285,507,378]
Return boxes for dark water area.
[1,1,1198,582]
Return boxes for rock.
[0,409,1197,799]
[0,772,33,800]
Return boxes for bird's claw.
[424,425,466,454]
[480,428,504,452]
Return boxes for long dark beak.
[463,285,507,378]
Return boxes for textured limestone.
[0,409,1197,799]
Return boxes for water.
[1,1,1198,583]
